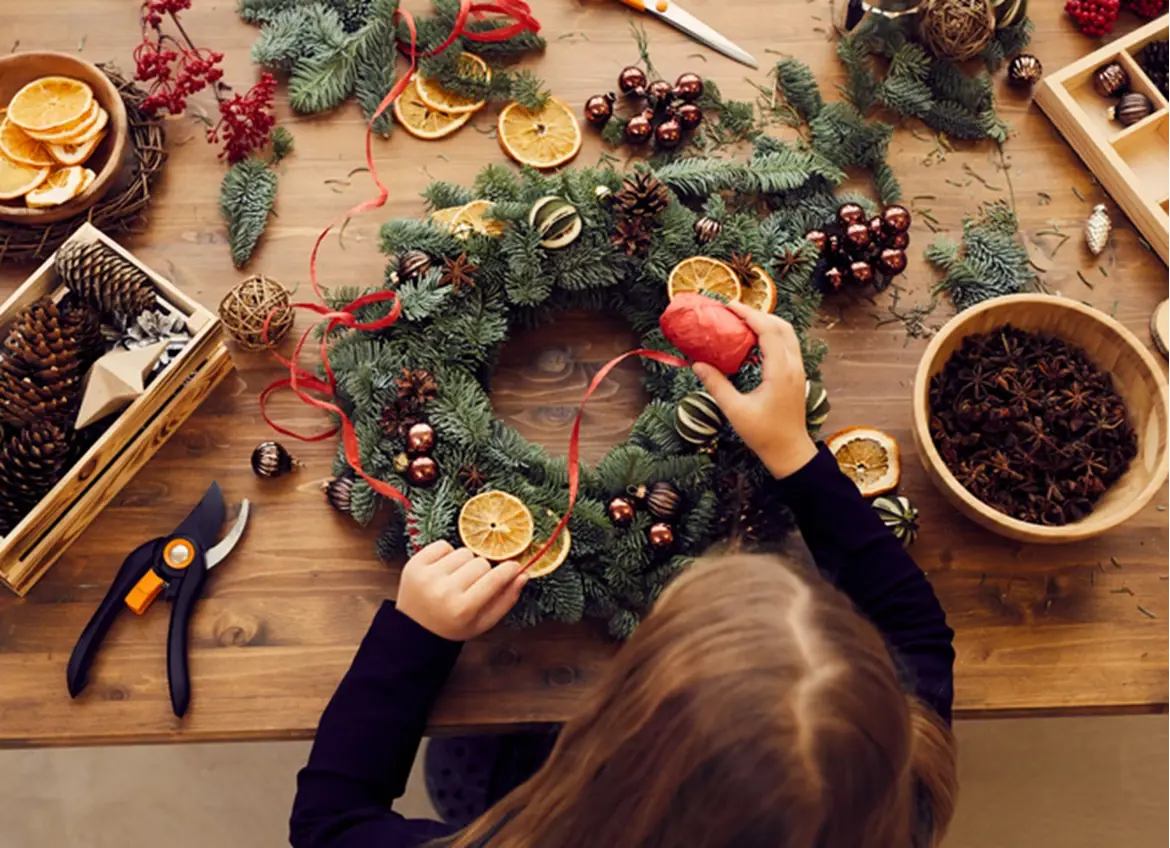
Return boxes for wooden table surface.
[1,1,1167,748]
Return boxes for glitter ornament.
[1084,204,1112,256]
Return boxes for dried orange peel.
[825,426,901,498]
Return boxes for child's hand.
[396,541,528,641]
[692,301,818,480]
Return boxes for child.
[291,302,957,847]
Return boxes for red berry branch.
[133,0,275,162]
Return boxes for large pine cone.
[0,297,100,427]
[613,172,671,220]
[55,241,156,322]
[0,421,75,528]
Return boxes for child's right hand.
[692,301,819,480]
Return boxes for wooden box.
[0,224,234,595]
[1035,15,1170,265]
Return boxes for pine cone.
[55,241,156,322]
[0,421,75,528]
[613,172,671,220]
[395,368,439,404]
[380,398,422,439]
[0,297,100,426]
[611,218,653,257]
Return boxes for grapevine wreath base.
[0,67,166,265]
[323,138,876,639]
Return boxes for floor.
[0,715,1165,847]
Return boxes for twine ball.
[218,275,295,350]
[918,0,995,62]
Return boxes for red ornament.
[1065,0,1121,36]
[660,292,757,375]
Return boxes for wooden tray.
[0,223,234,595]
[1035,15,1170,265]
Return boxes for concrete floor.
[0,715,1166,847]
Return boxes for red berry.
[1066,0,1120,35]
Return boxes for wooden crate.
[0,223,234,595]
[1035,15,1170,265]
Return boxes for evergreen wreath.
[320,116,890,638]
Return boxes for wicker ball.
[918,0,995,61]
[218,275,295,350]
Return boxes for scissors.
[614,0,757,68]
[66,482,250,717]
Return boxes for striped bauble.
[872,494,919,548]
[674,391,726,446]
[805,379,831,429]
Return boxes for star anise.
[457,464,488,494]
[774,248,803,278]
[727,252,756,284]
[439,253,478,292]
[611,218,652,257]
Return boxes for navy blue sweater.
[290,445,956,847]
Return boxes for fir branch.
[926,202,1035,310]
[219,157,277,268]
[774,59,824,121]
[269,126,294,163]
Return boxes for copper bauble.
[608,496,635,525]
[877,247,908,276]
[407,455,438,486]
[1092,62,1129,98]
[837,202,866,226]
[881,205,912,233]
[848,260,875,286]
[624,114,653,145]
[1007,54,1042,88]
[584,92,615,126]
[823,266,845,292]
[648,522,674,548]
[655,117,683,149]
[406,422,436,456]
[673,72,704,102]
[889,230,910,250]
[844,221,872,254]
[868,216,885,244]
[645,481,681,520]
[647,79,674,106]
[323,474,354,514]
[676,102,703,130]
[618,66,648,95]
[805,228,829,253]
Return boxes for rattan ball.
[918,0,995,62]
[218,274,295,350]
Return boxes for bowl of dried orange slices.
[0,52,128,224]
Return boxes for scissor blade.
[206,499,250,569]
[650,3,757,68]
[172,482,226,552]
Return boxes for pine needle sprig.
[219,157,278,268]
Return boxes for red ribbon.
[260,1,541,512]
[521,349,691,572]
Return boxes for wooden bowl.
[0,52,128,225]
[912,294,1169,544]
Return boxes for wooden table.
[1,1,1166,748]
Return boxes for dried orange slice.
[428,205,464,231]
[24,165,85,207]
[20,100,96,142]
[0,118,55,167]
[28,105,106,145]
[0,153,49,200]
[416,53,491,115]
[7,76,94,132]
[458,491,535,562]
[393,79,471,140]
[826,426,901,498]
[46,131,104,166]
[450,199,505,238]
[497,97,581,170]
[78,167,96,193]
[739,264,777,313]
[667,256,742,302]
[520,514,571,578]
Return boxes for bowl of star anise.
[912,294,1169,543]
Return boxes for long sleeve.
[290,601,461,847]
[771,445,956,724]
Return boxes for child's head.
[454,553,957,848]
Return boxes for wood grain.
[0,0,1167,747]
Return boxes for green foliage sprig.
[835,13,1032,142]
[925,201,1035,310]
[218,128,293,268]
[240,0,546,133]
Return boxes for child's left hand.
[396,541,529,641]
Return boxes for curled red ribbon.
[260,1,541,512]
